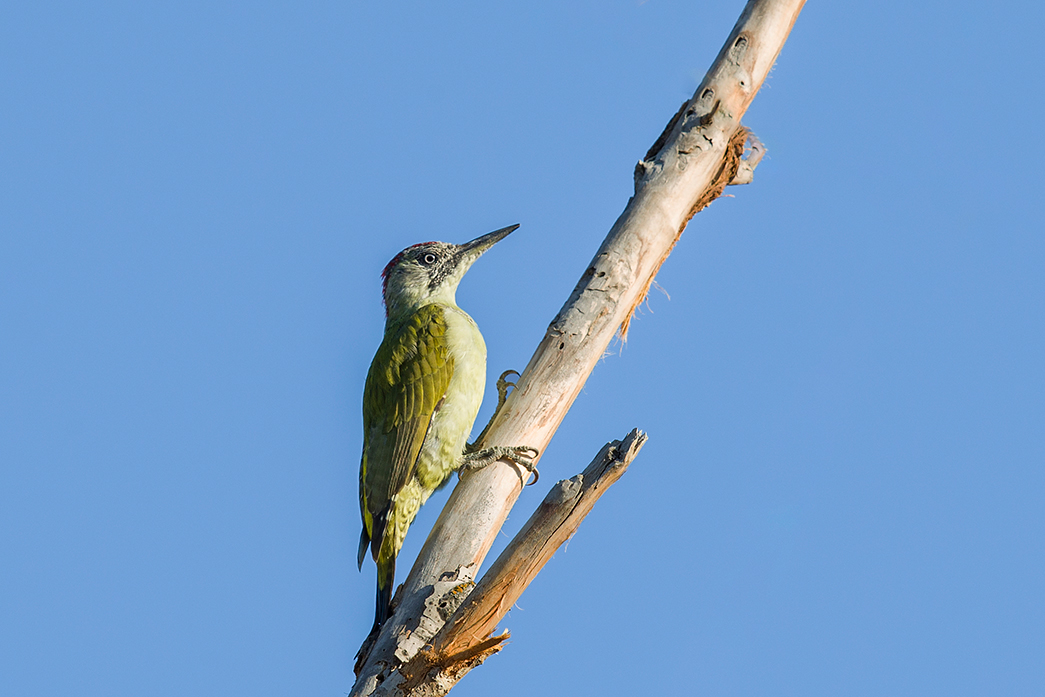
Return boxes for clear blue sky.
[2,2,1043,695]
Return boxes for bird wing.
[359,303,454,561]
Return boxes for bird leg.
[464,370,541,485]
[469,369,518,449]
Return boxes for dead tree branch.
[369,430,648,697]
[350,1,805,693]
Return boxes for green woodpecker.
[358,224,537,634]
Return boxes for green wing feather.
[359,304,454,565]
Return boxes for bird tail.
[358,506,388,570]
[374,554,395,631]
[357,527,370,570]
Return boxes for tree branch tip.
[613,428,648,461]
[574,429,647,487]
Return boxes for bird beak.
[457,224,520,260]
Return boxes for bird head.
[380,224,519,319]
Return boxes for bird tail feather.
[357,527,370,570]
[375,555,395,630]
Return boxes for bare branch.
[350,1,805,693]
[370,430,646,697]
[424,429,646,659]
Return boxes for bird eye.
[421,253,437,265]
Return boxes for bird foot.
[461,444,541,486]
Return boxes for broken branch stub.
[392,430,646,697]
[425,429,647,660]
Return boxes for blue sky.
[2,1,1043,695]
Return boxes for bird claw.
[525,465,540,486]
[507,445,540,486]
[495,370,520,412]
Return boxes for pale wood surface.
[420,430,647,662]
[350,1,805,694]
[368,431,646,697]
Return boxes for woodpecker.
[358,224,538,635]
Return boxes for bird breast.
[412,304,487,495]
